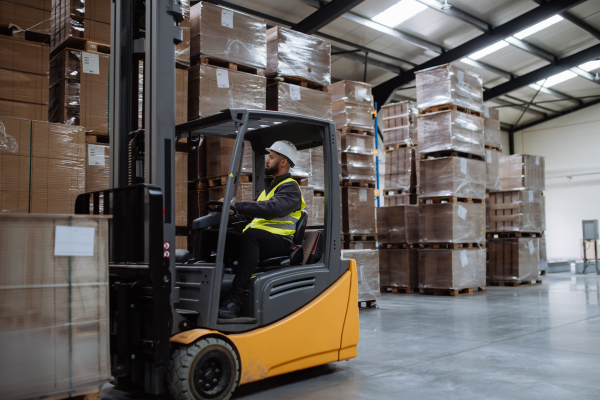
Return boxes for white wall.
[512,103,600,261]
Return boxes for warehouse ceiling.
[205,0,600,132]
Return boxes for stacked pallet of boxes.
[0,0,51,35]
[265,25,331,226]
[50,0,110,53]
[380,101,419,206]
[415,64,486,295]
[487,154,545,285]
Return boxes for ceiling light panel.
[579,60,600,72]
[372,0,427,28]
[531,70,578,88]
[468,41,509,60]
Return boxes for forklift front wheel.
[168,337,240,400]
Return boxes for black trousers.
[201,228,291,298]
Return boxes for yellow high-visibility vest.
[243,177,306,237]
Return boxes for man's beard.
[265,164,278,176]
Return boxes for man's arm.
[235,182,300,219]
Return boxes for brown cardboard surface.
[418,248,486,290]
[0,68,48,105]
[485,149,501,191]
[487,190,545,232]
[384,147,417,191]
[313,195,324,226]
[332,99,372,131]
[377,205,419,244]
[0,1,51,33]
[419,203,486,244]
[379,248,418,288]
[499,154,545,191]
[341,152,375,183]
[341,249,380,301]
[205,137,253,178]
[0,34,49,75]
[329,80,372,103]
[419,156,485,199]
[341,186,375,235]
[415,64,483,112]
[417,110,484,156]
[266,82,332,120]
[0,100,46,121]
[487,238,539,282]
[51,16,110,53]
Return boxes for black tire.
[168,337,240,400]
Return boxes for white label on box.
[529,191,534,203]
[457,69,464,83]
[355,242,363,250]
[528,240,535,255]
[221,9,234,28]
[484,106,489,119]
[82,52,100,74]
[535,156,540,165]
[357,137,365,149]
[355,86,368,101]
[359,188,367,202]
[460,157,467,174]
[54,226,95,256]
[88,144,105,166]
[216,69,229,88]
[457,204,467,220]
[290,84,301,101]
[460,250,468,267]
[486,150,492,164]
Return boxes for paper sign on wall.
[359,188,367,202]
[221,9,234,28]
[484,106,489,119]
[457,205,468,220]
[460,158,467,174]
[460,250,468,267]
[355,86,368,102]
[54,226,95,256]
[290,84,301,101]
[529,191,534,203]
[486,150,492,164]
[528,240,535,255]
[88,144,105,166]
[82,52,100,74]
[216,69,229,88]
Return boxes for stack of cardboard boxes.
[487,154,545,283]
[0,0,51,35]
[415,64,487,294]
[484,105,502,191]
[50,0,110,53]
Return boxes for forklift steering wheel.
[206,200,238,215]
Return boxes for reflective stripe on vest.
[243,177,306,237]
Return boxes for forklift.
[74,1,359,399]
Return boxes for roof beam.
[492,98,548,117]
[331,45,403,73]
[415,0,491,32]
[460,58,514,80]
[514,97,600,130]
[502,94,558,114]
[292,0,365,34]
[372,0,585,106]
[532,0,600,40]
[484,43,600,101]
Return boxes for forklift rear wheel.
[168,337,240,400]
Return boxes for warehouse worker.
[202,140,306,319]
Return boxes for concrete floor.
[103,272,600,399]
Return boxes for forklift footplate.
[217,317,258,324]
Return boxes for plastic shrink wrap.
[332,100,373,131]
[190,2,267,70]
[308,146,324,191]
[0,214,110,400]
[485,149,501,191]
[539,236,548,271]
[176,0,191,65]
[417,110,484,156]
[49,48,109,134]
[330,80,372,103]
[341,249,380,301]
[384,193,416,206]
[341,152,375,183]
[266,26,330,87]
[420,156,485,199]
[499,154,545,191]
[0,117,86,214]
[266,82,332,119]
[419,203,486,244]
[188,64,266,120]
[300,186,314,226]
[377,205,419,244]
[0,0,51,34]
[341,187,376,235]
[379,249,418,289]
[339,132,374,153]
[483,105,501,149]
[487,190,545,232]
[385,147,417,191]
[50,0,111,53]
[205,137,253,178]
[381,102,418,147]
[313,194,324,226]
[487,238,539,282]
[415,64,483,112]
[290,148,312,178]
[419,248,486,290]
[85,143,108,193]
[138,64,188,126]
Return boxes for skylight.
[468,41,509,60]
[372,0,427,28]
[579,60,600,72]
[513,15,563,39]
[529,70,578,90]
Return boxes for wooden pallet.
[384,187,417,196]
[193,56,265,76]
[314,190,324,197]
[34,387,102,400]
[51,36,110,56]
[268,76,328,92]
[420,242,486,249]
[486,232,542,239]
[343,234,377,242]
[341,180,376,188]
[208,174,251,188]
[343,241,377,250]
[487,280,542,287]
[385,142,414,150]
[84,41,110,54]
[338,127,375,136]
[419,104,483,117]
[420,286,486,296]
[381,286,419,294]
[380,243,415,249]
[419,196,485,205]
[539,270,547,276]
[292,176,309,186]
[86,133,109,144]
[484,145,502,152]
[358,300,378,309]
[421,150,485,161]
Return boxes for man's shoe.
[218,296,242,319]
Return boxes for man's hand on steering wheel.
[206,200,238,215]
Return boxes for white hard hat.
[266,140,298,165]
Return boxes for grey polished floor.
[102,273,600,399]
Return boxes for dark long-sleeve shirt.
[235,173,302,220]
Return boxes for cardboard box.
[341,152,375,183]
[377,205,418,244]
[341,186,375,235]
[381,100,415,118]
[188,64,266,120]
[341,249,380,301]
[137,64,188,126]
[0,100,46,121]
[85,143,108,193]
[52,0,111,25]
[49,48,109,134]
[343,241,376,250]
[266,82,331,120]
[0,34,49,76]
[383,193,417,206]
[190,1,267,70]
[176,0,191,65]
[483,105,501,149]
[381,102,418,147]
[339,132,374,153]
[499,154,545,191]
[208,182,253,203]
[290,148,311,178]
[384,147,418,191]
[418,248,486,290]
[485,149,501,191]
[0,1,51,34]
[0,214,110,400]
[379,249,418,288]
[332,99,372,131]
[415,64,483,112]
[4,0,51,12]
[329,80,371,104]
[313,194,324,226]
[487,190,545,232]
[50,17,110,53]
[205,137,253,179]
[487,238,539,282]
[307,146,324,191]
[419,156,485,199]
[0,69,48,105]
[419,203,485,244]
[266,26,330,87]
[417,110,484,156]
